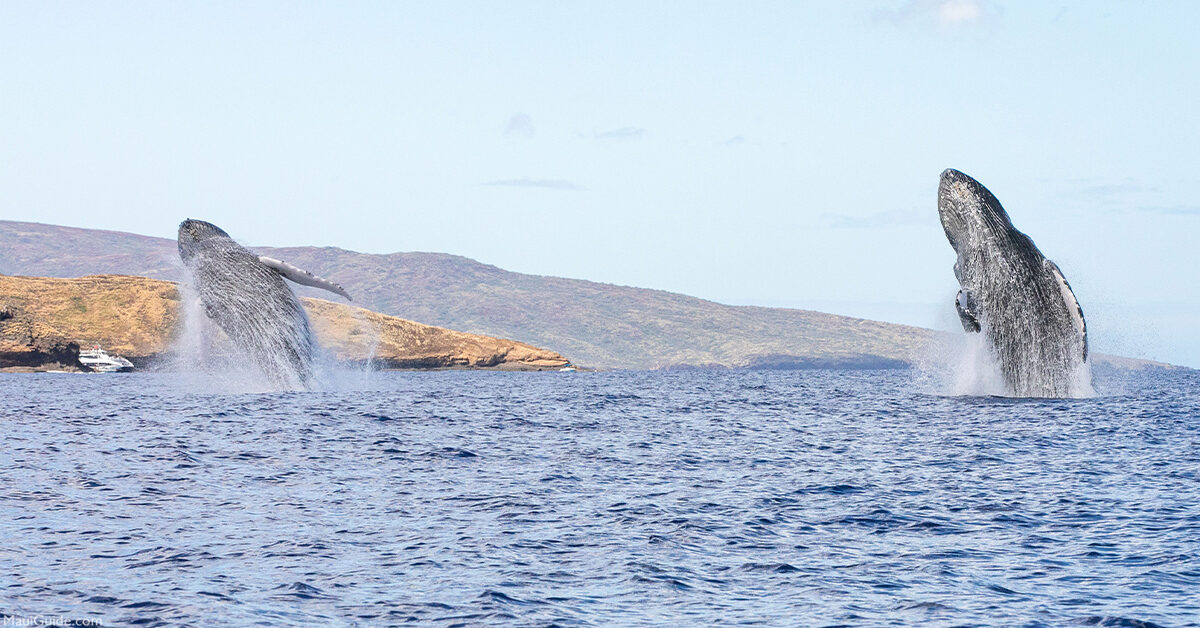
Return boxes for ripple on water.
[0,368,1197,626]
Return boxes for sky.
[1,1,1198,367]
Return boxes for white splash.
[912,329,1006,397]
[914,325,1097,398]
[949,331,1010,396]
[168,280,383,394]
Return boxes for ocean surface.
[1,368,1197,627]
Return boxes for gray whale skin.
[938,169,1090,397]
[177,219,351,388]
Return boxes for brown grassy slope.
[0,274,568,369]
[245,247,942,369]
[304,299,569,369]
[0,274,177,357]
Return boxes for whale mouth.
[937,169,1013,253]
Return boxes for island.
[0,274,570,372]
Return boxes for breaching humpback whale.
[177,219,351,388]
[938,169,1091,397]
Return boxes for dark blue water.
[2,369,1198,627]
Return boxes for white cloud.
[938,0,982,25]
[482,178,585,191]
[594,127,646,140]
[504,113,534,138]
[876,0,995,28]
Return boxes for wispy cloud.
[482,178,585,191]
[1134,206,1200,217]
[504,113,534,138]
[721,135,745,146]
[1059,178,1163,210]
[1049,178,1199,216]
[594,127,646,140]
[1079,181,1157,200]
[821,209,929,229]
[875,0,997,28]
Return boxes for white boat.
[77,346,134,373]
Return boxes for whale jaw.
[937,169,1017,255]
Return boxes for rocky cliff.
[0,274,569,371]
[0,301,82,371]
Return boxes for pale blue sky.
[2,1,1198,366]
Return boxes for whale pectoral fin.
[258,256,353,301]
[955,289,981,333]
[1044,259,1088,360]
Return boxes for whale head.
[937,169,1017,255]
[178,219,232,262]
